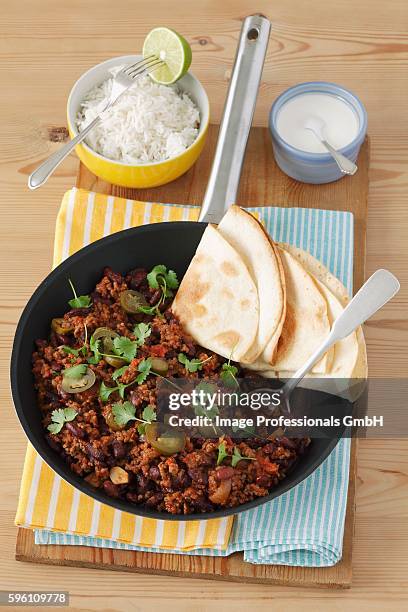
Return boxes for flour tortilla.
[218,206,285,363]
[171,224,259,361]
[248,247,333,373]
[269,278,359,379]
[277,242,367,379]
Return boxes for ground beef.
[32,266,310,515]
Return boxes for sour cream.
[275,92,360,154]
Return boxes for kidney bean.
[149,466,160,481]
[46,434,61,452]
[278,437,297,450]
[67,307,92,317]
[104,267,123,283]
[126,491,139,503]
[56,333,70,345]
[86,443,105,462]
[256,474,272,488]
[216,466,235,480]
[145,492,163,507]
[127,268,147,289]
[172,471,191,490]
[149,289,162,305]
[193,497,214,512]
[35,339,47,349]
[188,467,208,485]
[50,361,62,372]
[112,440,126,460]
[91,291,112,305]
[45,390,60,403]
[65,422,85,439]
[103,480,120,498]
[136,474,151,494]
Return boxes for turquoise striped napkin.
[35,206,353,567]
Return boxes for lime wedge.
[143,27,192,85]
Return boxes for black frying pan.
[11,16,341,521]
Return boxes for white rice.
[76,68,200,163]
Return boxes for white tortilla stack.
[172,206,366,385]
[217,206,285,363]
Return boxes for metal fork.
[28,56,164,190]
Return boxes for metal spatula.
[279,269,400,412]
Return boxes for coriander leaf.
[178,353,205,373]
[220,363,239,388]
[136,357,152,384]
[68,294,92,309]
[137,303,162,316]
[216,441,229,466]
[137,405,156,434]
[63,364,87,379]
[62,346,79,356]
[63,407,78,422]
[112,401,136,427]
[100,381,117,402]
[113,336,137,362]
[231,446,256,467]
[50,408,65,425]
[117,383,127,399]
[68,279,92,309]
[47,407,78,434]
[89,335,101,364]
[48,423,63,435]
[147,265,167,290]
[146,265,179,298]
[142,405,156,423]
[165,269,179,290]
[112,365,129,381]
[133,322,151,346]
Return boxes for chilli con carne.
[32,265,310,515]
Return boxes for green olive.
[51,317,73,335]
[145,423,186,456]
[61,367,96,394]
[120,290,148,314]
[150,357,169,375]
[105,355,127,368]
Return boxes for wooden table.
[1,1,407,610]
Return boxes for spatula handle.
[331,269,400,340]
[199,15,271,224]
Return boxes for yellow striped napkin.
[15,187,233,550]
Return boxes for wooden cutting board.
[16,125,369,588]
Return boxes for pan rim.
[11,222,340,522]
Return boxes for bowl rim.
[269,81,367,161]
[66,54,210,168]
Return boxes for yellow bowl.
[67,55,209,188]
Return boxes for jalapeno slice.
[61,367,96,393]
[51,318,74,335]
[120,290,148,314]
[145,423,186,455]
[150,357,169,375]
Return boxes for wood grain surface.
[1,1,408,610]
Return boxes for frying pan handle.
[198,15,271,224]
